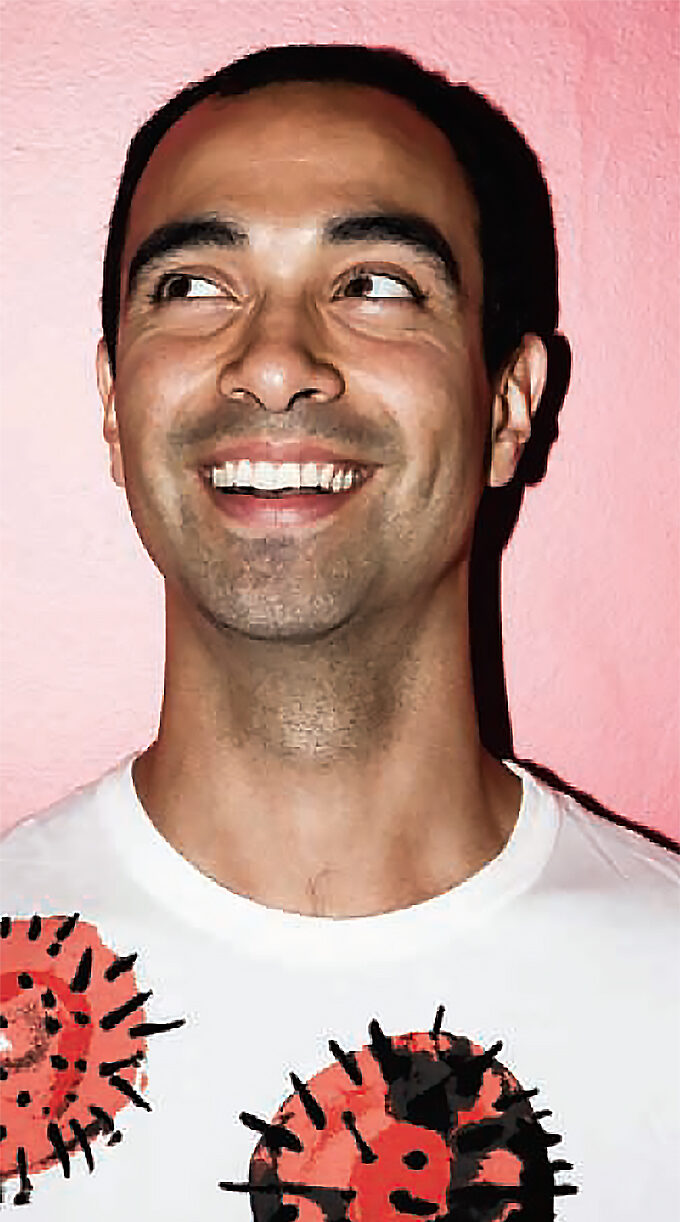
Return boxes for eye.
[335,269,425,304]
[403,1149,428,1169]
[150,272,228,304]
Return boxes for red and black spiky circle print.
[0,913,185,1206]
[220,1006,577,1220]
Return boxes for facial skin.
[97,82,546,915]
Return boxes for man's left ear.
[96,338,125,489]
[488,334,548,488]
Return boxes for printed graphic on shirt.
[220,1005,577,1220]
[0,914,185,1206]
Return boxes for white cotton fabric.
[1,755,678,1219]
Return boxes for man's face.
[102,82,492,641]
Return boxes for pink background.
[1,0,678,838]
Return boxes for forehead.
[125,81,480,276]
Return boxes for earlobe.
[96,338,125,489]
[488,334,547,488]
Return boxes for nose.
[217,296,344,412]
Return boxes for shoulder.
[560,789,677,879]
[523,765,680,911]
[4,777,101,854]
[0,758,134,885]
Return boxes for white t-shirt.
[0,756,678,1220]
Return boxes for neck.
[132,572,521,916]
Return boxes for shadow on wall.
[470,335,679,855]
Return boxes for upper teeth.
[209,460,365,492]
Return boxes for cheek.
[119,329,196,402]
[353,335,485,481]
[114,334,208,464]
[354,330,469,410]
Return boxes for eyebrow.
[324,212,462,293]
[126,216,248,297]
[125,209,462,299]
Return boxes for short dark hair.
[102,43,558,379]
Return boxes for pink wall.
[1,0,678,838]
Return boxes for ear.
[96,339,125,489]
[488,334,548,488]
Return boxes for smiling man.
[1,44,678,1221]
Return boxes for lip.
[199,440,378,471]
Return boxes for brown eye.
[344,273,375,298]
[152,273,224,303]
[337,270,424,303]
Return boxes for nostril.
[289,387,323,406]
[229,388,265,408]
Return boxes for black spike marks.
[1,916,11,938]
[104,952,138,982]
[56,914,79,940]
[328,1038,362,1085]
[551,1158,573,1172]
[12,1146,32,1206]
[430,1004,445,1039]
[99,990,153,1031]
[240,1112,303,1154]
[128,1018,186,1038]
[290,1072,326,1130]
[368,1018,406,1084]
[443,1040,501,1101]
[341,1110,377,1163]
[99,1050,145,1077]
[27,916,41,941]
[70,947,93,993]
[494,1085,540,1112]
[542,1130,563,1148]
[46,1123,70,1178]
[107,1075,152,1112]
[88,1105,115,1134]
[219,1177,357,1206]
[46,913,80,957]
[86,1105,122,1149]
[477,1040,504,1071]
[69,1119,94,1173]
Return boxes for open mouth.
[199,460,376,528]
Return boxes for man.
[1,44,677,1221]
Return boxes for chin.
[194,594,354,644]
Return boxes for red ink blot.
[0,914,184,1204]
[221,1008,577,1219]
